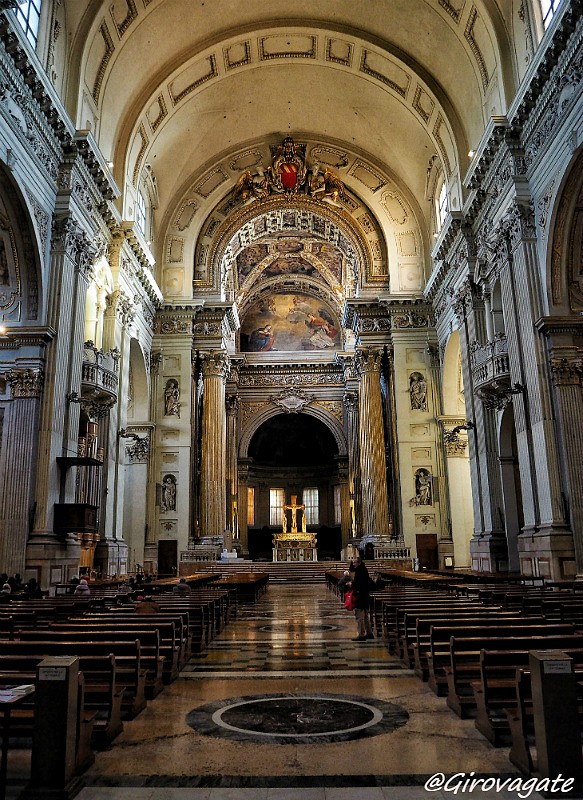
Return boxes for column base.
[26,532,81,589]
[470,533,509,572]
[518,525,576,581]
[94,538,129,579]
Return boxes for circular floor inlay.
[186,693,409,744]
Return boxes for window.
[247,487,255,527]
[269,488,284,526]
[136,191,147,235]
[333,485,342,526]
[14,0,41,48]
[303,488,319,526]
[540,0,562,28]
[437,180,448,230]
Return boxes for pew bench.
[443,629,582,718]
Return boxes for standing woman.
[351,554,374,641]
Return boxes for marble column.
[381,349,402,541]
[547,350,583,577]
[343,388,361,539]
[0,369,43,575]
[200,351,230,538]
[226,393,240,540]
[355,347,390,537]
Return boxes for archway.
[245,413,341,561]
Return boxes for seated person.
[173,578,191,594]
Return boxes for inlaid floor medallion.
[186,693,409,744]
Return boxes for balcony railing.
[81,341,119,399]
[470,334,510,391]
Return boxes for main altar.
[272,495,317,562]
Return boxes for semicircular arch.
[239,404,348,460]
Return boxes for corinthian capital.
[5,368,44,398]
[200,351,230,382]
[354,347,382,376]
[549,356,583,387]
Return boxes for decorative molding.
[92,21,115,104]
[270,385,316,413]
[5,368,43,398]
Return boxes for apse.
[248,413,338,467]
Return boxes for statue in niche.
[412,469,432,506]
[409,371,428,411]
[164,379,180,417]
[161,474,177,513]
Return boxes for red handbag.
[344,590,356,611]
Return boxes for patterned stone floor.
[7,583,568,799]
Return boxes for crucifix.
[282,495,306,534]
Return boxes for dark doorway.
[158,539,178,577]
[415,533,438,571]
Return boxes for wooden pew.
[51,616,184,679]
[0,653,123,749]
[444,629,582,717]
[411,614,539,680]
[472,647,583,746]
[16,629,165,698]
[0,640,147,717]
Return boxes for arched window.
[136,190,147,236]
[14,0,42,48]
[436,180,448,231]
[540,0,562,28]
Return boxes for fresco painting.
[240,293,341,352]
[236,243,269,282]
[310,242,343,282]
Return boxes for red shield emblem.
[280,162,298,190]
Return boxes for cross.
[283,495,306,534]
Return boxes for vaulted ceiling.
[53,0,527,296]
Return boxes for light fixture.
[107,161,114,169]
[0,324,7,335]
[468,150,475,158]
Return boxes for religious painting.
[240,292,341,352]
[236,243,269,282]
[263,257,315,278]
[310,242,343,283]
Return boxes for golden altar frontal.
[272,532,318,562]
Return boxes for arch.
[127,338,150,421]
[209,195,376,300]
[0,162,43,325]
[548,147,583,315]
[239,403,347,460]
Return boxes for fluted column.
[0,370,43,575]
[355,347,390,537]
[226,394,240,539]
[200,351,230,537]
[343,389,361,538]
[548,351,583,576]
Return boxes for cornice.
[535,316,583,337]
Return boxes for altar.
[272,533,318,562]
[273,494,317,562]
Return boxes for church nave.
[69,584,530,800]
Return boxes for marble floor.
[6,583,574,799]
